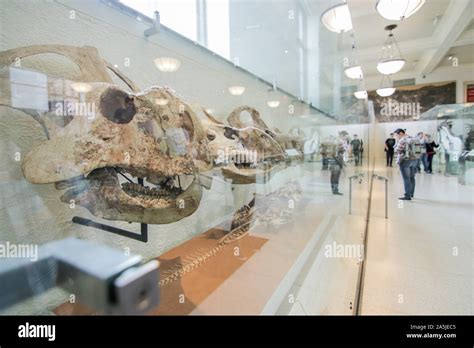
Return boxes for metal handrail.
[348,173,365,215]
[372,173,389,219]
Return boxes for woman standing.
[424,134,439,174]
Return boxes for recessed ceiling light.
[267,100,280,108]
[71,82,92,93]
[154,57,181,72]
[228,86,246,96]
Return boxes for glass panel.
[121,0,198,41]
[206,0,230,58]
[1,0,471,317]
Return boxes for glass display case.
[0,0,373,315]
[423,104,474,183]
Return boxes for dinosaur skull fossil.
[192,106,287,184]
[22,84,213,224]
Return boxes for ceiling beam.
[452,29,474,47]
[417,0,473,75]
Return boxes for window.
[206,0,230,59]
[120,0,229,58]
[120,0,198,41]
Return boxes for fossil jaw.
[58,168,202,224]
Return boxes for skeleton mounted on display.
[438,120,464,160]
[193,105,288,184]
[438,120,474,183]
[302,130,320,161]
[0,45,300,286]
[0,46,214,225]
[0,45,287,226]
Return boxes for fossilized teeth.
[121,182,182,197]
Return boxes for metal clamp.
[348,173,364,215]
[144,11,160,37]
[0,237,160,314]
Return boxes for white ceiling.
[309,0,474,79]
[347,0,451,47]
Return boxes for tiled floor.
[192,159,473,315]
[193,163,368,314]
[360,160,473,315]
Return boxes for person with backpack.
[351,134,362,166]
[394,129,418,200]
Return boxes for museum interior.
[0,0,472,316]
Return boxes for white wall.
[228,0,301,97]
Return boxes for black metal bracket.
[72,176,148,242]
[72,216,148,242]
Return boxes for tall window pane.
[120,0,197,41]
[206,0,230,59]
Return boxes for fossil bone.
[0,45,213,224]
[158,199,255,287]
[195,106,288,184]
[0,44,298,225]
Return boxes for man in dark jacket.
[385,133,396,167]
[351,134,362,166]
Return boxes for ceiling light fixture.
[321,1,353,33]
[345,65,363,79]
[354,90,368,99]
[376,75,396,97]
[154,57,181,72]
[377,25,406,75]
[354,78,368,99]
[344,41,363,79]
[228,86,246,96]
[267,81,280,108]
[376,0,426,21]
